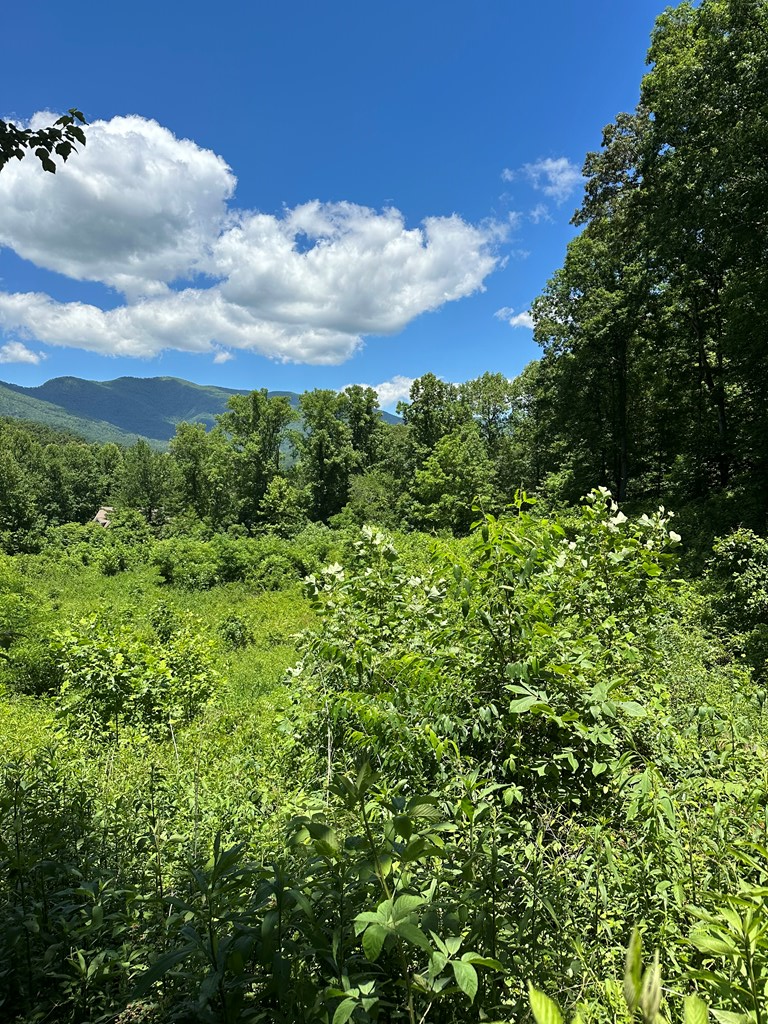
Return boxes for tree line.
[0,372,532,552]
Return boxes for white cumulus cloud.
[0,115,235,298]
[346,374,415,409]
[0,340,45,364]
[0,114,500,365]
[495,307,534,330]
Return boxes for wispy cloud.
[495,307,534,330]
[0,340,45,364]
[507,210,523,230]
[529,203,552,224]
[0,115,502,366]
[502,157,583,205]
[522,157,582,204]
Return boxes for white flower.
[669,531,681,543]
[323,562,345,578]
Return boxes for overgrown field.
[2,495,768,1024]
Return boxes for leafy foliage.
[54,613,217,743]
[0,108,86,173]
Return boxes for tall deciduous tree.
[217,390,294,527]
[398,373,471,467]
[461,372,516,458]
[529,0,768,523]
[118,441,178,524]
[296,390,354,522]
[338,385,383,471]
[410,423,494,534]
[641,0,768,504]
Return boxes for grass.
[4,555,319,850]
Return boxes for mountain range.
[0,376,400,446]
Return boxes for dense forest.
[2,1,768,1021]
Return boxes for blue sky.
[0,1,667,407]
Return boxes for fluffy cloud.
[0,115,500,365]
[0,115,235,298]
[0,289,361,364]
[0,340,45,364]
[346,374,415,409]
[213,204,496,336]
[495,307,534,329]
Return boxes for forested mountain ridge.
[2,376,246,439]
[0,375,402,443]
[0,380,152,447]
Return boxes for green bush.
[151,533,327,591]
[246,551,296,591]
[218,612,255,650]
[0,551,36,651]
[0,637,61,695]
[298,491,681,800]
[703,527,768,681]
[148,599,181,642]
[54,614,217,742]
[152,538,219,589]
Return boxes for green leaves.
[624,927,643,1013]
[451,958,478,1001]
[54,612,216,743]
[530,931,712,1024]
[354,894,429,962]
[1,109,87,174]
[332,997,359,1024]
[686,884,768,1022]
[623,928,663,1023]
[684,994,709,1024]
[528,984,564,1024]
[361,923,388,961]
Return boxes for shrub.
[0,637,61,695]
[151,533,324,591]
[54,614,217,743]
[703,527,768,681]
[148,599,181,642]
[246,552,297,591]
[218,612,255,650]
[298,491,682,800]
[97,544,129,576]
[152,538,219,589]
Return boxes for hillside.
[0,376,401,445]
[0,380,158,447]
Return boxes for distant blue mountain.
[0,375,400,445]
